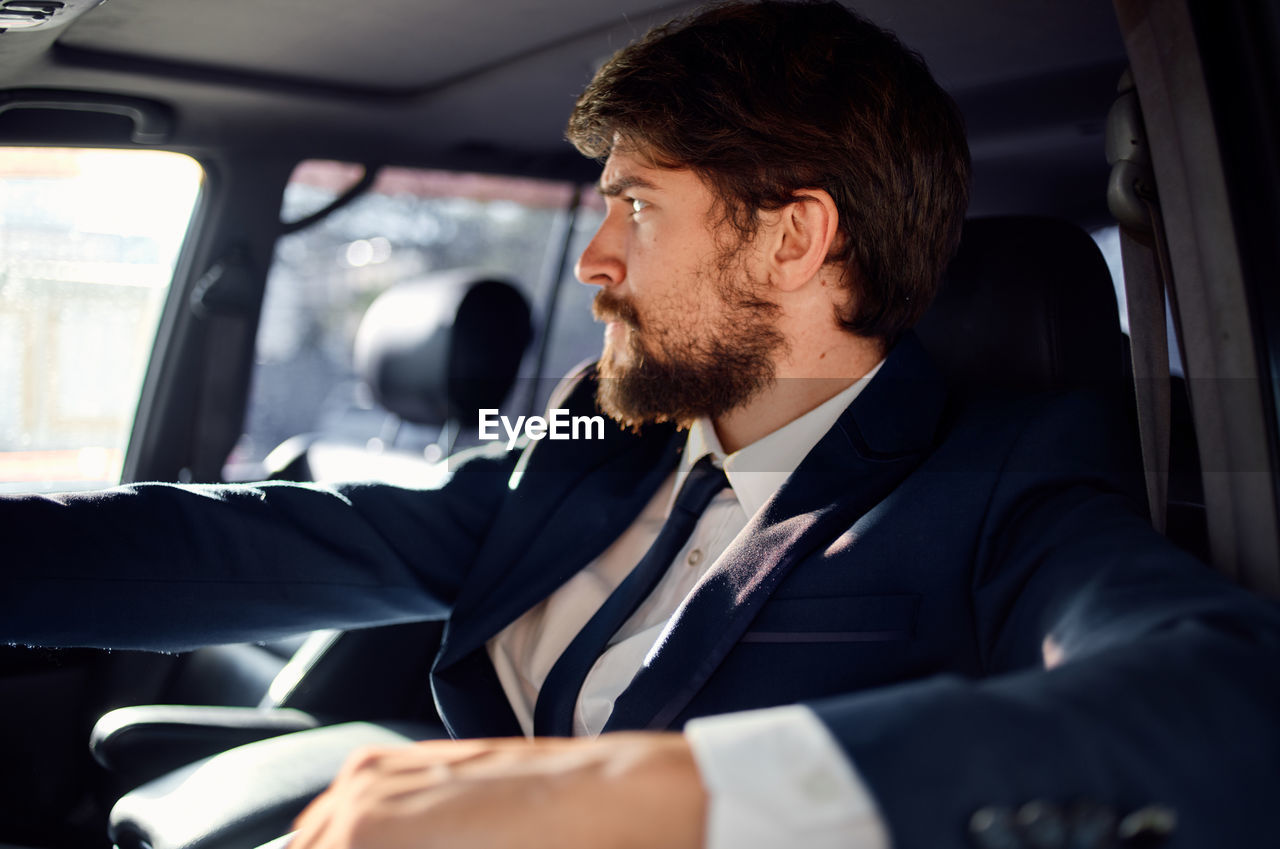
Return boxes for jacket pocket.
[741,594,919,643]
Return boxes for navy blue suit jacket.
[5,333,1280,847]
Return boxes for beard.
[591,266,786,431]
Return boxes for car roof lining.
[48,0,1123,95]
[52,0,693,95]
[0,0,1129,219]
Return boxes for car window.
[537,191,606,393]
[1090,224,1184,375]
[0,147,203,492]
[228,161,598,479]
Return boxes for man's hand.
[290,732,706,849]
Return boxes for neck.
[712,333,884,453]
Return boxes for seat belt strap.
[1108,71,1172,533]
[1118,225,1171,533]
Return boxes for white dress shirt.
[487,364,890,849]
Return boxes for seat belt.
[1107,70,1172,534]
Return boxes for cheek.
[634,219,709,271]
[628,224,728,319]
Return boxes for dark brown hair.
[567,0,971,343]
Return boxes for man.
[5,2,1280,848]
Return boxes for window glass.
[0,147,203,492]
[1090,224,1184,376]
[537,191,606,408]
[279,161,367,226]
[231,162,576,479]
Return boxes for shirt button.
[687,548,704,566]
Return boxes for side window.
[1090,224,1184,375]
[539,190,606,387]
[0,147,203,492]
[229,162,584,479]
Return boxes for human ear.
[767,188,840,292]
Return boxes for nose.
[574,209,626,288]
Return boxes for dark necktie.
[532,455,730,736]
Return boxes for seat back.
[354,269,533,433]
[917,215,1206,559]
[915,215,1127,392]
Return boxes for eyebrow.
[596,174,660,197]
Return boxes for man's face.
[575,148,786,430]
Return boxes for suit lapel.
[605,334,948,730]
[437,372,680,670]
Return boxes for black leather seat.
[915,215,1127,393]
[917,215,1205,559]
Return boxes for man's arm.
[804,391,1280,848]
[0,442,520,651]
[287,391,1280,849]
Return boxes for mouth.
[593,306,634,327]
[592,291,640,329]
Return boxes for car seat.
[915,215,1206,559]
[916,215,1127,392]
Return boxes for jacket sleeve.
[0,443,520,652]
[807,391,1280,848]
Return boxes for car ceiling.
[0,0,1127,220]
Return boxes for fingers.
[291,740,496,849]
[291,789,338,849]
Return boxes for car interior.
[1,1,1278,848]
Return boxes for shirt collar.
[670,360,885,519]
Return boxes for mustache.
[592,290,642,329]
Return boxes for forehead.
[598,148,708,199]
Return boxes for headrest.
[914,216,1126,392]
[353,269,532,425]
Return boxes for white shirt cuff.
[684,704,892,849]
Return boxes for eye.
[629,197,650,216]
